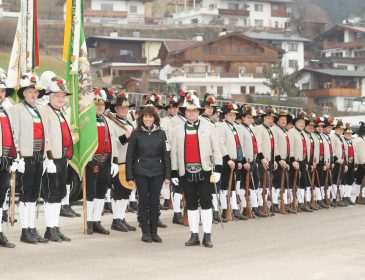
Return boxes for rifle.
[261,171,269,215]
[245,170,254,219]
[324,169,330,207]
[266,170,275,217]
[226,167,234,221]
[308,169,318,210]
[10,172,16,226]
[211,165,224,228]
[182,193,189,226]
[106,111,128,131]
[336,163,344,203]
[279,167,287,214]
[291,169,298,212]
[168,184,173,210]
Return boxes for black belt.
[93,153,110,162]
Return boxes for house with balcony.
[86,34,188,90]
[244,31,310,74]
[166,0,293,30]
[299,68,365,113]
[66,0,161,25]
[158,32,283,99]
[316,24,365,71]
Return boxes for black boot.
[330,199,337,207]
[221,209,227,219]
[103,202,113,214]
[253,207,269,218]
[60,205,75,218]
[173,212,184,225]
[160,203,169,210]
[141,232,152,243]
[87,221,93,235]
[128,201,138,212]
[185,233,200,246]
[347,197,356,205]
[55,227,71,241]
[68,205,81,217]
[213,211,228,223]
[286,205,297,214]
[121,219,136,231]
[150,219,162,243]
[93,221,110,235]
[2,210,17,223]
[233,209,248,220]
[316,201,323,209]
[157,218,167,228]
[300,203,313,212]
[111,219,129,232]
[44,227,61,242]
[341,198,349,206]
[202,233,213,248]
[30,228,49,243]
[272,204,280,214]
[20,228,37,244]
[0,232,15,248]
[308,202,319,211]
[160,199,169,210]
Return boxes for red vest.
[0,111,16,158]
[96,122,111,154]
[185,124,201,164]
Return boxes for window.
[217,86,223,96]
[249,86,255,94]
[255,4,263,12]
[344,98,353,110]
[336,65,348,70]
[120,49,133,58]
[101,3,113,11]
[256,66,263,73]
[241,86,247,94]
[272,4,279,11]
[203,46,210,53]
[288,43,298,52]
[289,60,298,68]
[239,66,245,73]
[253,47,257,55]
[214,66,222,73]
[255,19,263,27]
[228,3,239,10]
[275,21,279,28]
[333,52,343,57]
[302,83,310,90]
[243,47,249,54]
[191,18,198,24]
[211,46,222,53]
[129,5,137,13]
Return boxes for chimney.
[193,33,204,41]
[133,29,141,38]
[110,31,118,38]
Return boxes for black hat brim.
[274,114,293,123]
[5,88,15,97]
[110,103,135,113]
[179,107,204,115]
[292,117,306,125]
[163,103,178,110]
[17,86,46,99]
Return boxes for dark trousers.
[344,163,355,185]
[0,157,12,208]
[86,159,111,201]
[356,164,365,185]
[112,175,132,200]
[273,163,288,190]
[42,157,67,203]
[19,154,43,203]
[221,159,237,191]
[135,175,163,233]
[315,162,324,187]
[258,161,273,189]
[331,163,343,186]
[181,171,212,210]
[240,162,260,191]
[290,161,308,189]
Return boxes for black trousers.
[240,162,260,191]
[172,184,183,194]
[42,157,67,203]
[135,175,163,233]
[289,161,308,189]
[356,164,365,185]
[181,170,212,210]
[331,163,343,186]
[273,162,289,190]
[344,163,355,185]
[19,153,43,203]
[0,157,12,208]
[112,174,132,200]
[85,159,111,201]
[315,162,324,187]
[221,159,237,191]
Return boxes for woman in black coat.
[126,107,171,243]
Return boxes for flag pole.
[82,170,87,234]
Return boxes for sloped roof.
[316,24,365,40]
[244,31,310,42]
[300,68,365,77]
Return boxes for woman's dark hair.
[136,106,160,129]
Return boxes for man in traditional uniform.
[216,103,246,221]
[353,122,365,203]
[322,115,335,206]
[330,119,348,207]
[84,92,118,235]
[287,113,312,213]
[238,105,262,218]
[9,73,48,244]
[254,106,279,217]
[0,73,16,248]
[303,113,319,210]
[271,110,292,213]
[343,123,356,205]
[109,92,137,232]
[39,72,73,242]
[171,93,222,248]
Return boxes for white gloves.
[213,172,221,183]
[10,161,18,173]
[172,178,179,186]
[111,163,119,177]
[17,158,25,173]
[46,159,57,173]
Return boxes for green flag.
[65,0,97,178]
